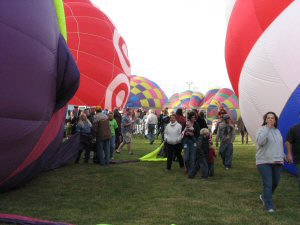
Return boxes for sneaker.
[268,209,275,213]
[225,167,229,170]
[128,152,133,155]
[259,195,265,206]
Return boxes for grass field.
[0,135,299,225]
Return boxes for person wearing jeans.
[256,112,285,212]
[93,106,112,166]
[216,114,235,169]
[147,110,158,145]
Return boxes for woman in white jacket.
[256,112,285,213]
[164,114,184,170]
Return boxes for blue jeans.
[257,164,282,210]
[110,135,116,159]
[220,143,233,168]
[183,138,197,171]
[97,139,110,165]
[148,124,156,143]
[188,145,208,179]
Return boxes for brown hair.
[262,111,278,128]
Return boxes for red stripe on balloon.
[0,107,66,186]
[225,0,293,96]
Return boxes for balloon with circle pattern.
[64,0,131,109]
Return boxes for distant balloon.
[166,90,204,109]
[0,1,80,191]
[126,76,168,109]
[165,93,181,109]
[64,0,131,109]
[202,88,240,123]
[189,92,205,109]
[226,0,299,174]
[179,90,193,108]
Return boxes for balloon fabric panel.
[226,0,293,95]
[0,1,80,191]
[65,0,131,108]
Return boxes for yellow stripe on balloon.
[154,89,163,99]
[141,82,152,90]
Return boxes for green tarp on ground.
[139,142,167,161]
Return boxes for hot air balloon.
[126,76,168,109]
[166,90,204,110]
[166,93,181,109]
[201,88,240,124]
[225,0,299,174]
[179,90,193,108]
[189,92,204,109]
[64,0,131,109]
[0,0,80,192]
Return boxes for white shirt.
[147,113,158,125]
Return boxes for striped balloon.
[179,90,193,108]
[189,92,204,109]
[166,91,204,109]
[202,88,240,123]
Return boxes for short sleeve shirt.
[286,123,300,164]
[121,115,132,133]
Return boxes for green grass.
[0,136,299,225]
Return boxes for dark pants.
[257,164,282,210]
[297,164,300,191]
[166,143,184,170]
[75,133,93,163]
[208,163,214,176]
[189,153,208,179]
[97,139,110,165]
[148,124,156,144]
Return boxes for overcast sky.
[92,0,232,97]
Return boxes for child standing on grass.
[208,143,217,176]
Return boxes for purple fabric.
[0,213,73,225]
[0,129,80,192]
[0,1,80,191]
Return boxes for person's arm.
[164,125,168,142]
[285,141,293,163]
[256,126,269,146]
[216,125,221,147]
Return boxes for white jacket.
[164,121,182,145]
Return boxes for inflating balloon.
[0,0,80,191]
[64,0,131,109]
[226,0,299,174]
[126,76,168,109]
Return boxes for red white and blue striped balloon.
[226,0,300,174]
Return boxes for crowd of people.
[65,106,300,213]
[65,106,235,178]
